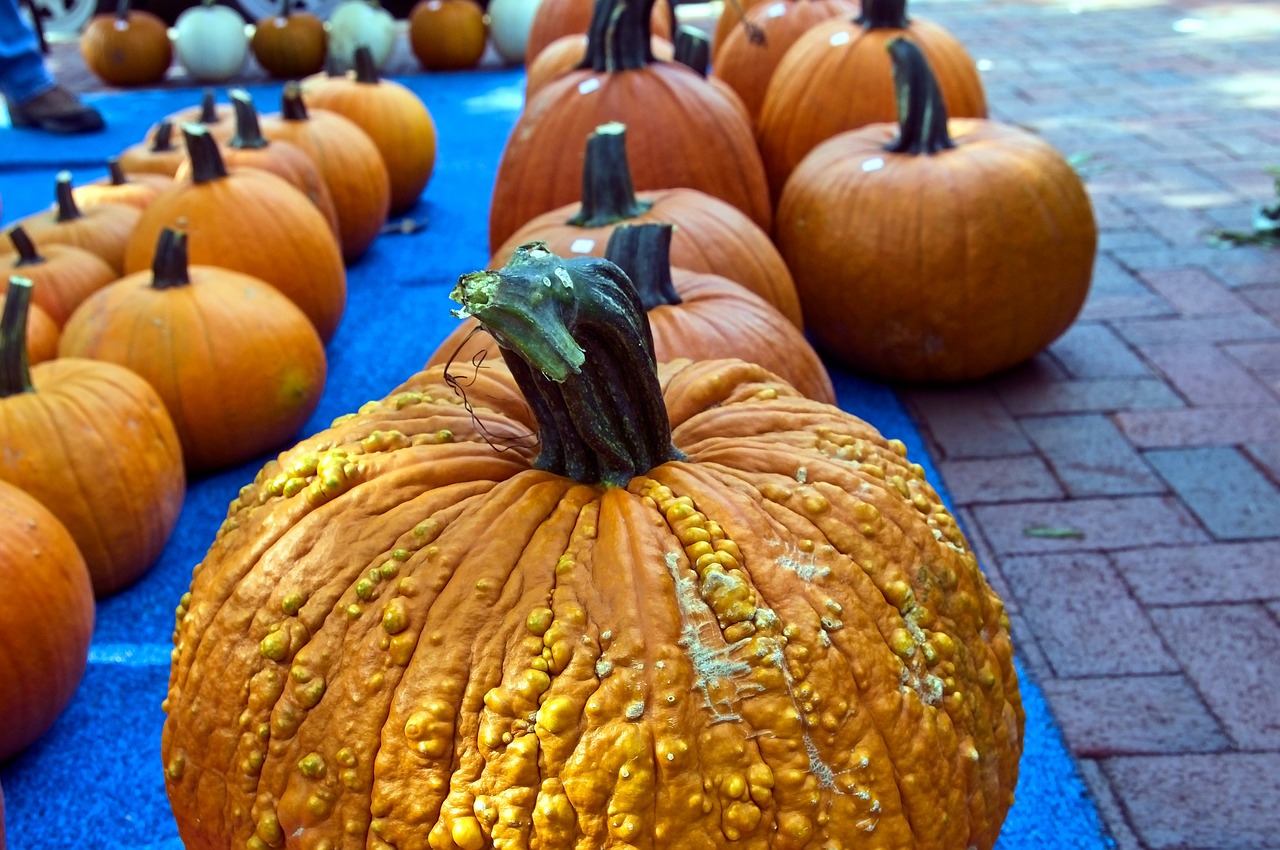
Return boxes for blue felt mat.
[0,70,1111,850]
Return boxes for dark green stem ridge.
[857,0,909,29]
[569,123,653,227]
[183,124,230,183]
[281,82,309,120]
[603,223,682,310]
[884,37,954,155]
[449,242,682,487]
[107,157,128,185]
[197,88,221,125]
[7,226,44,267]
[54,171,82,222]
[151,229,191,290]
[0,276,35,397]
[673,25,710,77]
[580,0,656,73]
[354,45,379,82]
[229,89,269,150]
[150,120,176,152]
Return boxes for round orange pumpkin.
[775,38,1096,382]
[60,228,328,473]
[302,46,438,215]
[161,242,1023,850]
[80,0,172,86]
[1,225,118,326]
[118,120,187,178]
[125,125,348,343]
[757,0,987,200]
[0,476,96,761]
[492,122,803,327]
[17,171,140,274]
[160,88,237,143]
[251,0,328,79]
[0,277,186,596]
[408,0,487,70]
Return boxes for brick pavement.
[16,1,1280,848]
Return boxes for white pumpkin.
[485,0,542,63]
[172,0,249,83]
[326,0,397,71]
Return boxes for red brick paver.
[896,2,1280,848]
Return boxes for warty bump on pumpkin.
[162,243,1024,850]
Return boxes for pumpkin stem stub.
[450,242,681,487]
[353,45,380,83]
[229,89,269,150]
[580,0,656,73]
[107,158,129,186]
[182,123,230,183]
[53,171,83,222]
[603,223,683,310]
[7,227,44,267]
[281,82,309,121]
[883,38,955,156]
[673,25,711,76]
[150,120,177,153]
[569,123,653,227]
[0,277,36,397]
[151,228,192,290]
[857,0,909,29]
[197,88,221,125]
[114,0,132,21]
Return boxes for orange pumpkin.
[492,122,803,327]
[260,83,391,263]
[80,0,172,86]
[162,242,1022,850]
[125,125,347,343]
[0,225,118,326]
[61,228,328,473]
[489,0,771,252]
[302,47,438,215]
[0,476,95,761]
[525,33,674,101]
[0,276,185,596]
[16,172,140,274]
[775,38,1096,382]
[73,157,172,210]
[524,0,672,62]
[251,0,328,79]
[160,88,237,143]
[118,120,187,178]
[408,0,487,71]
[757,0,987,200]
[710,0,770,57]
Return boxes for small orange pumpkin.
[408,0,487,71]
[251,0,328,79]
[80,0,172,87]
[118,121,187,178]
[73,157,173,210]
[16,172,140,274]
[0,225,118,326]
[61,228,328,472]
[160,88,237,142]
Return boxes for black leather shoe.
[6,85,105,134]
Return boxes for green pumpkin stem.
[107,157,128,185]
[673,25,710,77]
[7,226,44,267]
[281,82,309,120]
[883,38,954,155]
[150,120,176,152]
[229,89,269,150]
[353,45,380,83]
[579,0,656,73]
[569,123,653,227]
[182,124,229,183]
[450,242,681,487]
[603,223,682,310]
[0,277,35,397]
[197,88,221,125]
[151,229,192,290]
[53,171,82,222]
[114,0,131,21]
[277,0,292,16]
[857,0,909,29]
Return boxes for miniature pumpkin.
[251,0,329,79]
[326,0,397,71]
[0,276,185,596]
[260,83,391,262]
[493,122,803,327]
[74,158,172,210]
[486,0,542,63]
[711,0,860,124]
[118,121,187,178]
[489,0,771,252]
[173,89,341,239]
[434,224,834,401]
[160,89,238,143]
[173,0,250,82]
[776,38,1096,382]
[80,0,172,86]
[162,242,1023,850]
[125,125,347,342]
[524,32,673,101]
[757,0,987,200]
[61,228,328,473]
[0,475,95,761]
[408,0,487,71]
[302,47,438,214]
[16,172,140,274]
[524,0,671,63]
[0,225,118,326]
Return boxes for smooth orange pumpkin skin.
[118,126,186,178]
[710,0,770,57]
[80,8,172,87]
[74,170,173,211]
[776,118,1097,382]
[123,166,347,343]
[0,241,118,327]
[0,479,95,761]
[524,0,671,62]
[0,357,185,596]
[161,357,1022,850]
[491,186,803,328]
[409,0,488,70]
[19,200,140,274]
[59,264,328,473]
[19,298,59,364]
[489,64,772,253]
[251,12,328,79]
[524,32,674,101]
[757,15,987,200]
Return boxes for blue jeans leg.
[0,0,55,105]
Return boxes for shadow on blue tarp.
[0,69,1112,850]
